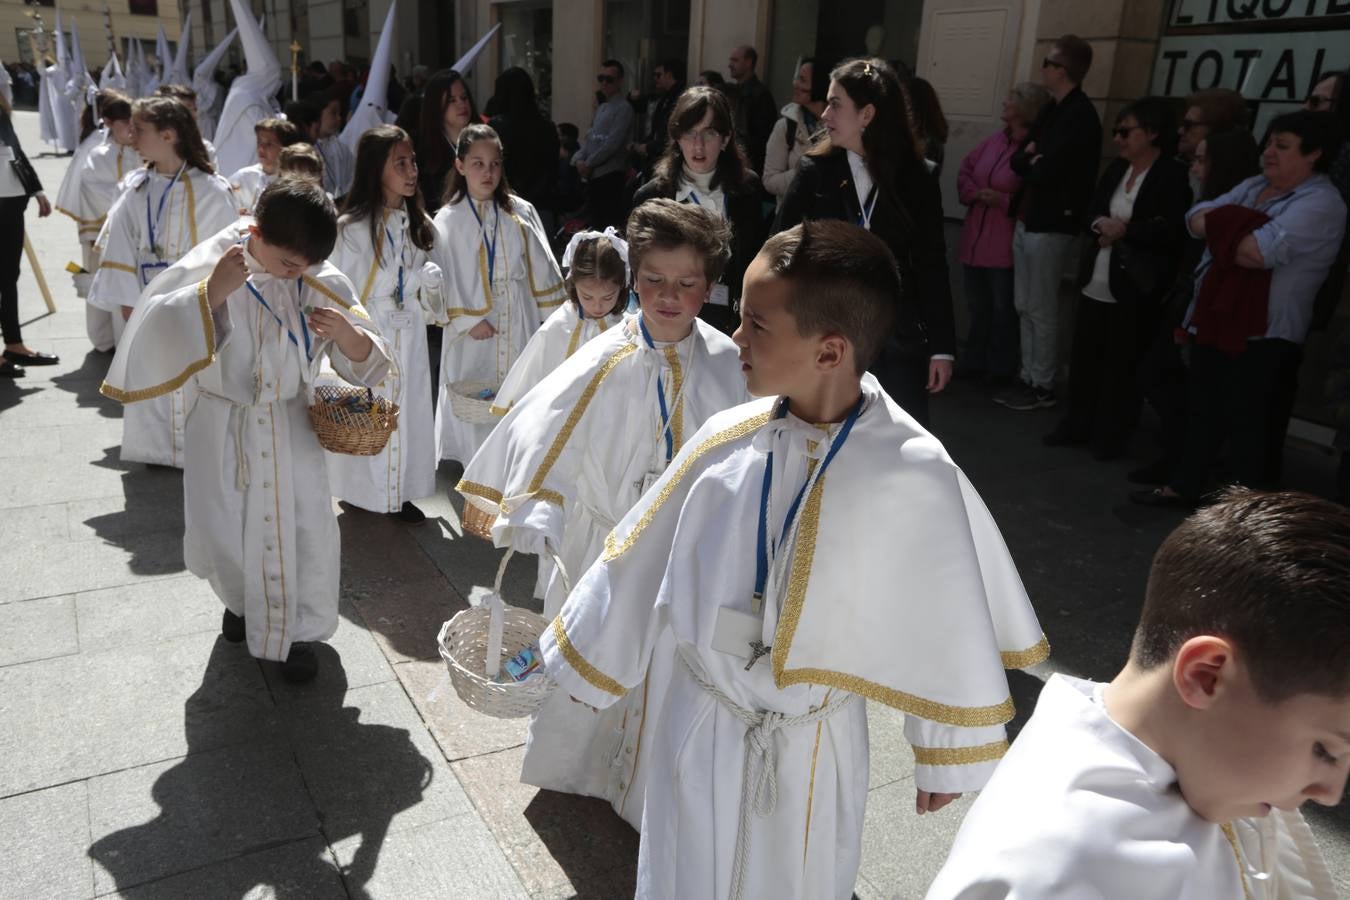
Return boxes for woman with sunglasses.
[1043,97,1190,461]
[630,86,767,335]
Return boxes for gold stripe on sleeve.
[550,616,627,698]
[912,740,1009,767]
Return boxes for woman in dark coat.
[777,57,954,427]
[630,86,768,335]
[0,87,55,377]
[487,67,559,212]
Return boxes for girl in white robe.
[324,125,447,523]
[430,124,566,465]
[89,96,239,467]
[458,200,750,829]
[101,180,391,681]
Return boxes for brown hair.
[1133,488,1350,702]
[564,235,628,317]
[132,97,215,174]
[651,86,753,193]
[255,116,304,147]
[1052,35,1094,85]
[1185,88,1250,135]
[341,125,435,255]
[155,83,198,106]
[97,89,134,123]
[279,143,325,181]
[758,221,899,374]
[443,123,514,212]
[255,176,339,264]
[625,198,732,285]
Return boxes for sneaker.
[992,382,1034,408]
[282,642,319,684]
[997,384,1057,411]
[221,609,246,643]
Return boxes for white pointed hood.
[127,37,148,97]
[100,52,126,94]
[339,0,399,154]
[452,23,500,75]
[170,12,193,86]
[214,0,283,175]
[67,18,95,108]
[0,55,12,109]
[53,10,70,77]
[192,25,237,140]
[144,24,170,94]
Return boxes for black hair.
[342,124,435,254]
[418,69,479,186]
[1052,34,1094,85]
[492,67,543,120]
[285,98,323,135]
[443,123,515,211]
[652,86,754,194]
[655,58,686,85]
[601,59,625,79]
[254,176,339,264]
[1198,129,1261,201]
[1118,96,1178,155]
[1265,109,1343,172]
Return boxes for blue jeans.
[1012,223,1077,391]
[961,265,1018,379]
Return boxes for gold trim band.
[912,740,1009,767]
[100,279,217,403]
[551,616,627,697]
[1001,636,1050,670]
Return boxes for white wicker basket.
[449,380,500,425]
[437,548,571,719]
[72,271,92,299]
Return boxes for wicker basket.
[461,497,498,541]
[437,548,571,719]
[449,380,500,425]
[308,385,399,456]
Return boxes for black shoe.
[1127,459,1171,485]
[3,349,59,366]
[282,642,319,684]
[221,609,246,643]
[0,360,24,378]
[393,501,426,524]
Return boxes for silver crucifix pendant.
[744,640,771,671]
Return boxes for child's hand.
[468,319,497,341]
[207,244,249,309]
[309,307,372,361]
[915,789,961,815]
[120,305,134,321]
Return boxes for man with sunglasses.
[996,34,1102,413]
[574,58,636,229]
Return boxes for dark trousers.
[961,265,1018,379]
[1057,294,1151,454]
[0,195,28,345]
[871,347,931,429]
[1174,339,1303,498]
[584,171,628,231]
[1136,330,1189,479]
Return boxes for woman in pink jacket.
[956,83,1049,383]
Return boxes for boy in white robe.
[101,177,391,683]
[324,125,446,523]
[431,124,566,465]
[229,117,301,214]
[89,97,240,467]
[541,220,1047,900]
[926,488,1349,900]
[458,201,750,830]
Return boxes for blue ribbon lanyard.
[638,314,678,464]
[468,199,499,283]
[752,394,864,606]
[246,277,312,360]
[145,163,186,257]
[686,189,729,219]
[384,225,405,307]
[857,184,879,230]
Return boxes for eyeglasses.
[596,74,617,84]
[1180,117,1204,131]
[1042,57,1067,71]
[679,128,725,146]
[1112,125,1144,139]
[1306,94,1333,110]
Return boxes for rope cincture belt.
[678,649,857,900]
[196,387,252,490]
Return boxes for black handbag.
[9,152,41,197]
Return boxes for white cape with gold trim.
[540,378,1047,899]
[89,166,240,466]
[491,301,626,415]
[926,675,1336,900]
[458,312,748,828]
[430,193,566,464]
[54,128,104,241]
[101,220,392,661]
[322,207,445,513]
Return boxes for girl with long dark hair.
[88,96,238,466]
[777,57,956,427]
[324,125,444,523]
[417,69,479,214]
[430,124,565,464]
[631,86,767,334]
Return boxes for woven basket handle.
[481,548,514,679]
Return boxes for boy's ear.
[1172,635,1238,711]
[247,223,261,238]
[816,333,848,372]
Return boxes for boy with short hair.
[101,178,391,683]
[277,142,325,184]
[228,117,303,213]
[926,488,1347,899]
[541,219,1046,899]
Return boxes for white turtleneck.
[677,167,726,219]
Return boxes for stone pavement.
[2,108,1348,900]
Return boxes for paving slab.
[0,594,79,667]
[257,603,396,703]
[347,574,467,664]
[74,577,222,650]
[855,779,975,900]
[0,529,186,605]
[0,780,93,900]
[107,836,345,900]
[395,658,529,762]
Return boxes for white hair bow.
[561,226,630,284]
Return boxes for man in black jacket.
[997,34,1102,411]
[630,59,685,179]
[728,45,777,176]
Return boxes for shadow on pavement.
[82,467,186,575]
[49,349,120,418]
[0,381,41,413]
[524,789,639,899]
[88,641,434,898]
